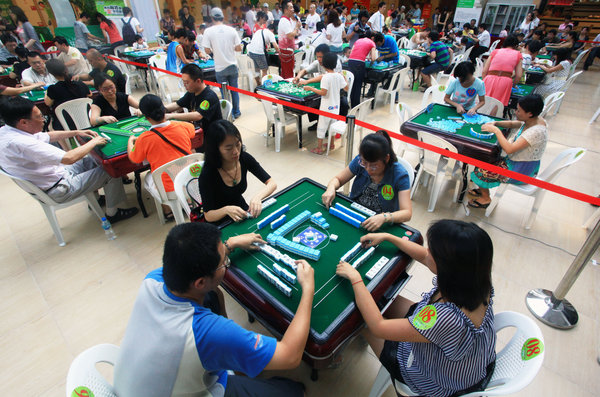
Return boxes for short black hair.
[358,10,369,20]
[122,7,132,16]
[93,73,113,90]
[548,29,557,35]
[186,31,196,41]
[428,31,440,42]
[0,96,35,127]
[139,94,166,122]
[428,219,493,311]
[503,35,519,48]
[175,28,187,39]
[359,130,397,170]
[373,32,384,44]
[322,52,337,69]
[162,223,222,293]
[517,94,544,117]
[134,34,143,41]
[204,120,243,169]
[15,46,28,58]
[27,51,42,59]
[568,31,578,41]
[478,23,487,30]
[554,47,571,63]
[163,8,171,13]
[527,40,544,54]
[53,35,69,45]
[463,23,471,30]
[0,34,17,44]
[314,43,330,55]
[532,30,543,37]
[316,21,325,31]
[181,63,204,81]
[378,1,386,8]
[453,61,475,82]
[256,10,267,21]
[80,12,89,19]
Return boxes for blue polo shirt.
[377,35,400,63]
[349,155,411,213]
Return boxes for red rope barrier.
[72,53,599,206]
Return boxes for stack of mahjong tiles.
[256,264,293,297]
[340,241,376,269]
[98,118,152,137]
[266,210,321,261]
[328,202,368,228]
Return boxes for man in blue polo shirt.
[114,223,314,397]
[365,31,400,97]
[421,31,452,89]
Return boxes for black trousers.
[348,59,366,108]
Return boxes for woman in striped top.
[337,220,496,397]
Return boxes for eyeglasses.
[101,85,116,93]
[358,157,381,171]
[216,256,231,272]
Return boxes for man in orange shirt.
[127,94,196,220]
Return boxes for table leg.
[134,170,149,218]
[298,115,303,148]
[458,163,469,203]
[310,368,319,381]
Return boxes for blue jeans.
[215,64,241,117]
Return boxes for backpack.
[121,17,136,45]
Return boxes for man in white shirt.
[203,8,243,119]
[468,24,491,62]
[246,5,257,31]
[262,3,274,24]
[21,52,57,87]
[278,0,301,50]
[53,36,88,76]
[305,3,321,33]
[247,12,279,85]
[272,3,282,21]
[0,97,138,223]
[368,2,386,32]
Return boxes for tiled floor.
[1,67,599,397]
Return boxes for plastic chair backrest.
[541,91,564,117]
[47,46,58,58]
[400,37,410,49]
[294,50,305,64]
[149,54,167,78]
[536,147,585,186]
[152,153,205,202]
[479,96,504,118]
[261,73,283,83]
[55,98,93,131]
[158,74,185,102]
[113,44,127,57]
[399,53,411,68]
[173,161,204,216]
[475,57,484,77]
[570,49,589,76]
[220,99,233,121]
[157,36,167,47]
[0,167,58,206]
[396,102,413,124]
[124,73,131,95]
[65,344,119,397]
[561,70,582,93]
[397,156,415,187]
[260,92,277,123]
[421,84,447,108]
[489,39,500,52]
[342,69,354,99]
[417,130,458,176]
[462,45,474,61]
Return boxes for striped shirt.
[429,41,451,68]
[397,279,496,397]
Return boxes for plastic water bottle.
[101,217,117,240]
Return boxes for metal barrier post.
[221,82,232,103]
[343,115,356,195]
[526,218,600,329]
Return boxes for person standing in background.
[201,0,212,23]
[160,9,175,36]
[8,6,45,55]
[278,0,301,50]
[368,2,387,33]
[97,13,124,50]
[246,5,257,32]
[181,5,196,33]
[306,3,321,34]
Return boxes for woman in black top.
[200,120,277,223]
[90,73,139,126]
[180,5,196,33]
[44,59,91,130]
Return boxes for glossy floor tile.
[1,65,599,396]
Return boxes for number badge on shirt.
[412,304,437,330]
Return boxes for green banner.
[457,0,475,8]
[96,0,126,17]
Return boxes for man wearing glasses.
[74,48,126,93]
[0,97,138,224]
[115,223,315,397]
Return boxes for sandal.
[163,211,175,221]
[468,188,482,197]
[468,199,490,209]
[311,147,326,155]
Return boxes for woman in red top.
[482,35,523,107]
[127,94,196,220]
[96,13,124,50]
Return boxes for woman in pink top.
[347,32,381,107]
[482,35,523,107]
[97,13,124,50]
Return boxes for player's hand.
[230,233,266,250]
[467,108,477,116]
[102,116,118,124]
[227,206,249,222]
[91,136,108,146]
[72,74,81,81]
[303,85,313,91]
[376,56,383,62]
[297,79,308,86]
[77,129,97,138]
[336,261,361,284]
[322,188,335,209]
[481,122,500,134]
[32,82,45,90]
[128,135,138,145]
[133,109,142,117]
[292,77,300,84]
[296,260,315,292]
[361,214,385,231]
[360,233,387,248]
[455,104,466,114]
[248,198,262,218]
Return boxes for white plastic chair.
[0,167,104,246]
[261,73,284,84]
[328,98,374,156]
[149,153,204,225]
[421,84,447,108]
[540,91,565,118]
[237,53,260,91]
[259,92,301,152]
[148,53,168,90]
[462,45,474,62]
[478,39,500,60]
[397,156,415,188]
[554,71,582,113]
[173,161,204,218]
[157,74,186,103]
[220,99,233,121]
[293,50,305,74]
[46,45,59,59]
[300,44,315,69]
[55,98,93,131]
[475,57,484,78]
[478,96,504,118]
[398,37,410,49]
[341,69,354,102]
[375,67,410,113]
[114,45,144,89]
[589,105,600,124]
[368,311,545,397]
[399,53,411,70]
[485,147,586,228]
[395,102,421,159]
[569,48,589,77]
[411,131,462,212]
[65,344,119,397]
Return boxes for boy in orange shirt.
[127,94,196,220]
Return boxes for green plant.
[69,0,97,17]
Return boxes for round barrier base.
[526,288,578,330]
